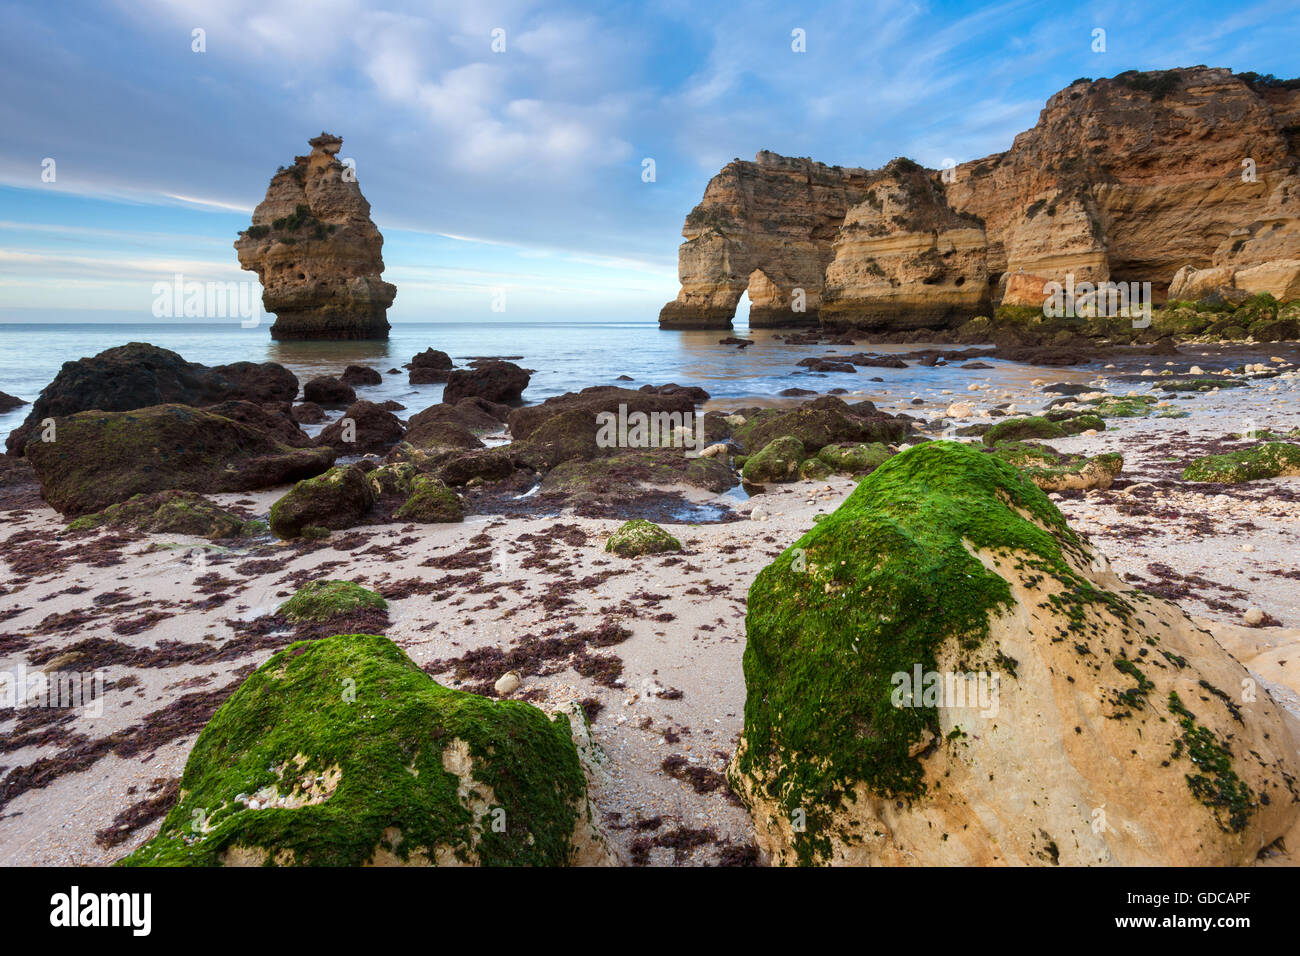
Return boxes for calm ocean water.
[0,320,1093,442]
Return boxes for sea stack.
[235,133,396,340]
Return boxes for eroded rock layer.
[661,68,1300,330]
[235,133,396,340]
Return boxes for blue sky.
[2,0,1298,322]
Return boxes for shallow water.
[0,319,1115,442]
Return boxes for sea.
[0,318,1107,444]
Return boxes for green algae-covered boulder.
[368,461,418,497]
[741,436,804,483]
[66,490,260,539]
[816,442,892,474]
[985,442,1123,491]
[269,464,376,539]
[1157,377,1247,392]
[727,441,1300,866]
[278,581,387,623]
[120,633,612,866]
[25,403,335,517]
[1182,442,1300,483]
[395,475,463,523]
[981,413,1103,446]
[799,457,833,481]
[733,396,907,455]
[604,519,681,557]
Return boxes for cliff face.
[235,134,396,340]
[820,162,989,330]
[658,151,874,329]
[660,68,1300,330]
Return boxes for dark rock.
[436,448,515,486]
[315,400,406,454]
[302,376,356,407]
[409,366,450,384]
[340,365,382,387]
[26,404,336,516]
[206,400,312,447]
[292,402,327,424]
[269,464,376,538]
[443,361,530,405]
[0,391,28,412]
[780,388,819,397]
[410,348,452,370]
[5,343,299,455]
[639,382,711,402]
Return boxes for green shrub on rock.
[120,633,611,866]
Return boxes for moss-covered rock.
[727,441,1300,866]
[25,404,336,517]
[816,442,892,474]
[1157,377,1247,392]
[269,464,376,539]
[604,519,681,557]
[119,633,611,866]
[799,457,833,481]
[66,490,260,539]
[985,442,1123,491]
[368,461,418,497]
[1182,442,1300,483]
[733,396,908,455]
[982,414,1103,446]
[395,475,463,523]
[1085,395,1160,418]
[278,581,388,623]
[741,436,805,483]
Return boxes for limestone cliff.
[658,151,873,329]
[661,68,1300,331]
[236,134,396,340]
[820,160,989,331]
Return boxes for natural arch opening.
[733,290,751,331]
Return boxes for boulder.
[278,580,387,622]
[741,436,805,483]
[986,442,1123,491]
[395,475,463,523]
[1182,442,1300,482]
[817,442,892,474]
[302,376,356,408]
[410,366,451,385]
[25,404,336,517]
[66,490,261,539]
[728,442,1300,865]
[339,364,382,386]
[411,348,452,370]
[403,414,485,451]
[443,361,530,405]
[121,633,612,866]
[205,400,312,447]
[0,391,28,412]
[268,464,376,538]
[292,402,327,424]
[605,519,682,557]
[315,400,405,454]
[5,343,298,455]
[436,448,515,486]
[507,386,695,442]
[734,396,910,455]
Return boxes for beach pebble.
[494,671,521,696]
[946,402,974,419]
[1240,544,1255,553]
[699,443,729,458]
[1244,607,1265,626]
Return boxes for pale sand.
[1,366,1297,866]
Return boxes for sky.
[1,0,1298,323]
